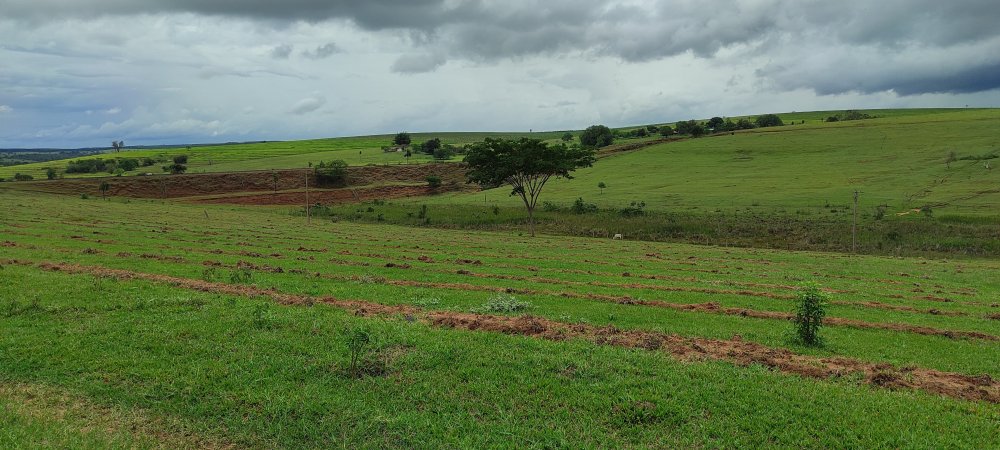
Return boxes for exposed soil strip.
[20,260,1000,404]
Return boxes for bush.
[420,138,441,154]
[561,132,573,142]
[542,201,561,212]
[172,155,188,164]
[571,197,598,214]
[314,160,348,186]
[793,284,827,346]
[620,201,646,217]
[164,163,187,174]
[45,168,57,180]
[119,158,140,171]
[432,146,454,160]
[426,176,442,188]
[12,173,33,181]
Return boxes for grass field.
[429,108,1000,215]
[2,189,999,447]
[0,131,565,181]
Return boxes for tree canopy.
[579,125,614,148]
[465,138,595,236]
[393,132,412,146]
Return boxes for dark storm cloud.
[270,44,293,59]
[4,0,1000,101]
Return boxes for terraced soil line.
[16,260,1000,404]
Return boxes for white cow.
[612,233,623,240]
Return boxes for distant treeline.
[65,157,160,174]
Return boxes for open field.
[2,189,999,447]
[427,109,1000,215]
[0,131,565,181]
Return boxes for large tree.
[465,138,595,237]
[579,125,614,148]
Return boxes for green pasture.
[1,190,999,447]
[0,131,564,181]
[429,108,1000,215]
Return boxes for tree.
[99,181,110,199]
[45,167,57,180]
[111,140,124,152]
[165,163,187,174]
[579,125,614,148]
[689,123,706,137]
[465,138,595,236]
[432,146,455,160]
[420,138,441,155]
[754,114,784,128]
[561,132,574,142]
[314,160,348,186]
[173,155,188,164]
[393,132,411,147]
[707,117,725,130]
[658,125,673,137]
[426,176,442,189]
[675,120,697,135]
[598,181,607,194]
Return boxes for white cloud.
[0,105,12,113]
[290,97,326,115]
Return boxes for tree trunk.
[527,206,535,237]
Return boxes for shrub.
[473,293,532,313]
[561,132,573,142]
[420,138,441,154]
[250,303,275,330]
[173,155,189,164]
[164,163,187,174]
[432,146,455,160]
[229,268,254,284]
[314,159,348,186]
[793,284,827,346]
[426,176,442,188]
[620,201,646,217]
[13,173,33,181]
[542,201,561,212]
[45,168,57,180]
[873,205,887,221]
[571,197,598,214]
[119,158,140,171]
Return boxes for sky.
[1,0,999,148]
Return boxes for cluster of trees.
[163,155,188,174]
[580,125,614,148]
[314,159,348,186]
[66,157,157,174]
[826,110,874,122]
[392,133,462,160]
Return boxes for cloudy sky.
[1,0,998,148]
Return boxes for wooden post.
[305,171,311,225]
[852,190,859,253]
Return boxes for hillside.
[0,131,564,181]
[427,109,1000,216]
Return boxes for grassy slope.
[428,109,1000,215]
[0,131,564,180]
[1,190,999,446]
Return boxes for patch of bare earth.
[19,260,1000,404]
